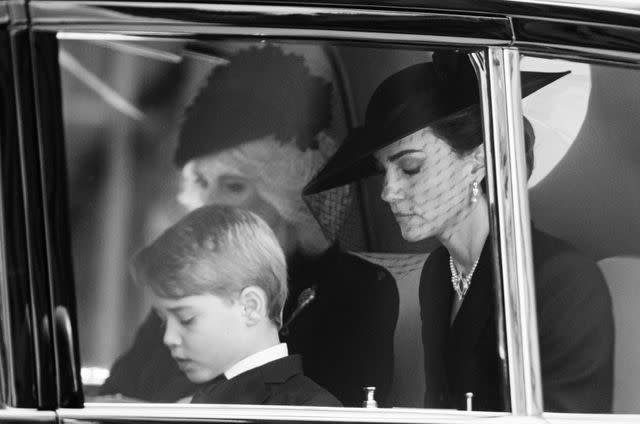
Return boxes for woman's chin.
[400,226,431,243]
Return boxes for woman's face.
[177,144,288,249]
[374,127,481,242]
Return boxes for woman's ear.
[469,144,486,179]
[239,286,268,327]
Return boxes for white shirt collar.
[224,343,288,379]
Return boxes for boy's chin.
[184,368,221,383]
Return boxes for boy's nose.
[163,318,181,348]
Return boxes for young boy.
[130,205,341,406]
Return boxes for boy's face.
[152,292,247,383]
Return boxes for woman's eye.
[225,182,246,193]
[399,157,424,176]
[402,166,421,176]
[220,177,248,194]
[195,174,209,189]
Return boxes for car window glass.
[61,37,512,410]
[522,54,639,414]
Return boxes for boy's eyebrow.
[166,306,192,314]
[153,305,190,317]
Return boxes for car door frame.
[19,1,640,424]
[0,0,61,419]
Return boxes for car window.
[521,54,640,414]
[60,36,516,411]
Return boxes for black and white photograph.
[1,2,639,424]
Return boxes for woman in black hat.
[305,52,613,412]
[99,45,398,407]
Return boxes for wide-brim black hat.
[303,52,569,195]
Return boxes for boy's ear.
[239,286,267,326]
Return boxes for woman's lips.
[393,212,413,220]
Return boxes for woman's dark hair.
[430,107,536,178]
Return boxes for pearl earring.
[471,180,480,203]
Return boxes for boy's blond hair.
[131,205,287,327]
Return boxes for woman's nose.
[163,318,181,348]
[381,171,404,203]
[177,186,205,211]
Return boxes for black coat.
[191,355,342,406]
[100,246,399,407]
[420,227,614,412]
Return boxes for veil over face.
[178,135,342,255]
[374,127,485,242]
[303,52,569,197]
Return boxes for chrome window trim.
[28,0,640,22]
[482,47,542,416]
[0,408,56,421]
[50,27,510,46]
[60,403,512,423]
[38,0,640,19]
[6,0,27,25]
[34,2,464,18]
[0,201,14,406]
[470,50,511,414]
[0,26,16,406]
[515,42,640,66]
[504,0,640,17]
[0,2,8,25]
[30,3,640,64]
[29,1,509,25]
[544,411,640,424]
[30,1,512,47]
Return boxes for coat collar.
[447,238,494,354]
[419,237,496,407]
[191,355,304,404]
[419,246,454,406]
[420,238,495,354]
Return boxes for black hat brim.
[303,69,570,195]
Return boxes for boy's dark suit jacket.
[190,355,342,406]
[420,227,614,413]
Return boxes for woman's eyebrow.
[388,149,423,162]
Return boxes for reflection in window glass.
[62,39,404,407]
[525,55,640,414]
[60,39,530,411]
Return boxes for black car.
[2,1,640,423]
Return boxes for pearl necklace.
[449,255,481,300]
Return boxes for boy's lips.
[173,357,194,370]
